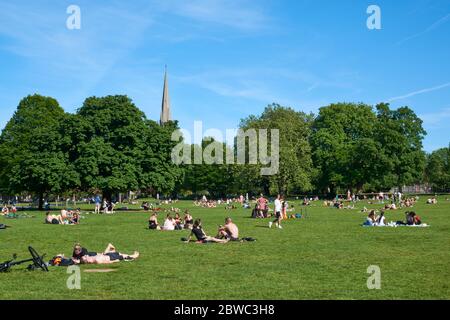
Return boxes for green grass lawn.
[1,197,449,300]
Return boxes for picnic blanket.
[363,222,430,228]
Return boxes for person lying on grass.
[72,243,98,261]
[75,243,139,264]
[217,217,239,241]
[45,211,79,225]
[45,212,64,224]
[184,219,229,243]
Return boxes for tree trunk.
[102,191,112,202]
[38,192,44,211]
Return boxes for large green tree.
[425,145,450,192]
[311,103,387,194]
[238,104,314,195]
[72,95,183,199]
[0,94,78,209]
[141,120,184,196]
[375,103,427,190]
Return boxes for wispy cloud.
[387,82,450,102]
[397,12,450,45]
[174,67,352,113]
[0,1,153,102]
[156,0,269,31]
[419,107,450,128]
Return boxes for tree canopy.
[425,145,450,192]
[0,94,78,209]
[0,94,445,204]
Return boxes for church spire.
[160,65,172,125]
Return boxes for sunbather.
[45,212,64,224]
[78,244,139,264]
[184,219,228,243]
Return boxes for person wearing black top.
[184,219,228,243]
[72,243,97,261]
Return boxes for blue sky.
[0,0,449,151]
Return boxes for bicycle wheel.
[28,246,48,272]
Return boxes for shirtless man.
[218,217,239,241]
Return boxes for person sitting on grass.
[384,203,397,210]
[78,243,139,265]
[60,208,69,220]
[252,204,262,218]
[148,213,160,230]
[363,211,377,226]
[217,217,240,241]
[1,204,9,216]
[184,211,194,229]
[405,211,422,225]
[71,211,80,224]
[376,211,386,226]
[302,197,310,206]
[162,214,176,231]
[426,197,437,205]
[184,219,229,244]
[174,213,183,230]
[45,212,64,224]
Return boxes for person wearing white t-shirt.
[375,212,386,226]
[269,194,283,229]
[163,215,176,231]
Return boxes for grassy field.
[1,197,449,300]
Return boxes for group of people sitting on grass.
[183,217,240,243]
[401,197,418,208]
[326,200,355,210]
[363,210,424,227]
[426,197,438,205]
[148,210,194,231]
[49,243,139,266]
[193,199,218,208]
[1,204,17,216]
[45,209,80,225]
